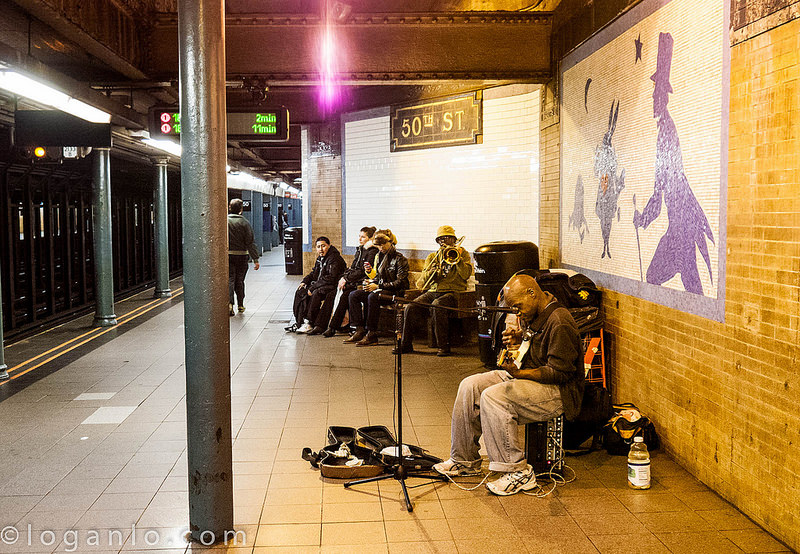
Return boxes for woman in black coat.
[321,226,379,337]
[344,229,410,346]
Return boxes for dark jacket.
[374,247,409,293]
[520,294,585,421]
[343,243,379,288]
[302,245,346,294]
[228,214,259,261]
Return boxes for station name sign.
[390,92,482,152]
[149,107,289,141]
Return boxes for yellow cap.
[436,225,456,239]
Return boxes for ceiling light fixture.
[142,138,182,157]
[0,70,111,124]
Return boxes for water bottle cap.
[633,436,644,442]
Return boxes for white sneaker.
[296,322,313,333]
[486,464,537,496]
[432,458,482,477]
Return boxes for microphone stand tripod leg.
[343,303,446,512]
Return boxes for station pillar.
[0,267,8,380]
[178,0,234,542]
[92,147,117,327]
[153,159,173,298]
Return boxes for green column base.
[93,315,118,327]
[0,365,8,381]
[154,289,173,298]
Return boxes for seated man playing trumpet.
[433,275,584,495]
[399,225,472,357]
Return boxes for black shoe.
[356,332,379,347]
[344,329,366,343]
[307,326,324,336]
[322,328,336,338]
[284,323,299,333]
[336,326,352,334]
[436,348,452,357]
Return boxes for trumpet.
[420,236,466,291]
[440,236,465,266]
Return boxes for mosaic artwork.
[560,0,728,320]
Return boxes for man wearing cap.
[399,225,472,357]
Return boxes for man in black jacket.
[227,199,260,316]
[433,275,584,496]
[288,236,346,334]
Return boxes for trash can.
[473,241,540,366]
[283,226,303,275]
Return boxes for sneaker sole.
[433,466,481,478]
[486,477,537,496]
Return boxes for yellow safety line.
[5,286,184,373]
[2,288,184,384]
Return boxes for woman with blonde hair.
[344,229,409,346]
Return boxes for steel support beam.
[92,148,117,327]
[153,159,172,298]
[0,260,8,380]
[178,0,235,543]
[9,0,148,80]
[150,12,552,82]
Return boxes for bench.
[377,288,477,345]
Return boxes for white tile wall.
[343,88,540,253]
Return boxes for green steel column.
[178,0,234,543]
[153,158,172,298]
[92,147,117,327]
[0,265,8,380]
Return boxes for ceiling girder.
[149,12,552,82]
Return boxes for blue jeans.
[449,370,564,472]
[348,290,390,331]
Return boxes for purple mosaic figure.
[633,33,714,295]
[594,100,626,258]
[569,175,589,243]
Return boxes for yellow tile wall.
[302,126,343,271]
[540,18,799,549]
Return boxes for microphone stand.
[344,296,447,512]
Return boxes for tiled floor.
[0,247,790,553]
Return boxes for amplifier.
[525,415,564,475]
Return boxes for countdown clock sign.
[148,107,289,142]
[390,92,482,152]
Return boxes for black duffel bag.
[563,382,612,452]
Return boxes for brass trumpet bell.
[441,236,465,265]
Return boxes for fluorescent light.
[142,138,182,157]
[0,70,111,124]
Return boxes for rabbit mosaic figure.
[594,100,626,259]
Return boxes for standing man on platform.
[399,225,472,357]
[433,274,584,496]
[227,198,260,316]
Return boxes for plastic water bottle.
[627,436,651,489]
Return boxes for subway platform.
[0,247,789,553]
